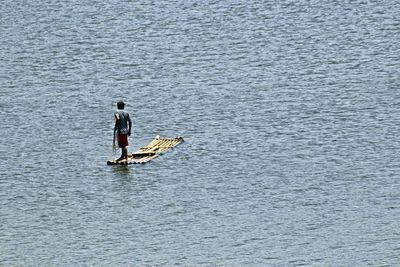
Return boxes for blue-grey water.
[1,0,399,266]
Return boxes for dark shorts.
[118,134,129,148]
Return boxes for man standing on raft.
[114,101,132,161]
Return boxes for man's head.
[117,101,125,109]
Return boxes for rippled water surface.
[1,0,400,266]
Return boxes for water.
[1,0,399,265]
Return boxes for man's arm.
[114,113,119,133]
[128,117,132,136]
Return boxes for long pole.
[108,131,117,160]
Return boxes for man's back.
[115,110,131,134]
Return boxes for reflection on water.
[111,165,131,176]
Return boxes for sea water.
[1,0,399,266]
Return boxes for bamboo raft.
[107,136,184,165]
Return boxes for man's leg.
[122,146,128,160]
[116,134,129,161]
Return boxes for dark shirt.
[114,110,131,134]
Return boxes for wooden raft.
[107,136,184,165]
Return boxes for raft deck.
[107,136,184,165]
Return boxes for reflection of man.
[113,101,132,161]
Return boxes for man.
[114,101,132,161]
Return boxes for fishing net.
[108,132,120,160]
